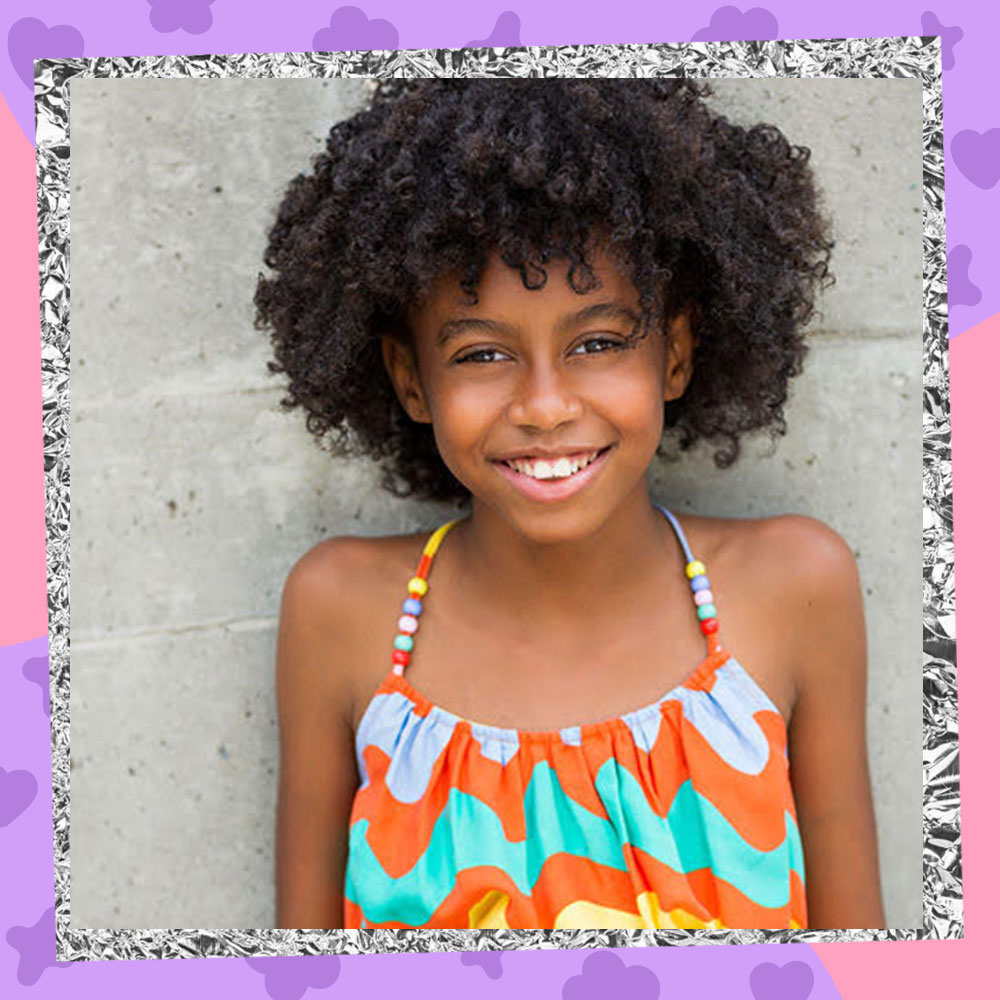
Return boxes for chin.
[493,501,616,548]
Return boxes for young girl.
[256,78,885,931]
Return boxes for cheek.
[425,378,506,455]
[591,364,666,428]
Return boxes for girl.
[256,78,885,930]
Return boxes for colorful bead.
[398,614,419,634]
[392,662,405,676]
[391,649,410,666]
[700,618,719,635]
[696,603,717,621]
[407,576,428,597]
[694,589,714,606]
[690,575,710,591]
[394,634,414,652]
[403,597,423,616]
[685,560,706,579]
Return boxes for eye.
[452,347,512,365]
[569,335,628,356]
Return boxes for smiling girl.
[256,78,885,931]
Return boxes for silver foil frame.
[39,36,958,959]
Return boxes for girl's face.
[385,247,694,544]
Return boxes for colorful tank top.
[343,506,807,929]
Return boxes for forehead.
[409,245,640,326]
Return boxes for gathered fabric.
[343,508,807,929]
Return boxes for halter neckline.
[391,505,721,673]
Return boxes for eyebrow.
[435,302,641,347]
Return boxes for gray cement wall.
[68,76,924,929]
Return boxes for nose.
[506,359,583,432]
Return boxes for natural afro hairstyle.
[254,78,833,503]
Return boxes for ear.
[663,310,696,403]
[381,336,432,423]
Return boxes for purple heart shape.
[22,655,51,716]
[691,5,779,42]
[465,12,522,48]
[947,244,982,307]
[749,961,815,1000]
[313,6,399,52]
[563,951,660,1000]
[7,17,85,89]
[147,0,216,36]
[461,950,504,979]
[5,906,73,986]
[920,12,963,71]
[951,128,1000,189]
[0,766,38,827]
[245,955,341,1000]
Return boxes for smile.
[491,445,613,502]
[502,450,603,480]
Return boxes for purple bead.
[690,574,710,591]
[403,597,423,616]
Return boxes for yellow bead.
[407,576,429,597]
[685,560,706,579]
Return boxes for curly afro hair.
[254,78,833,504]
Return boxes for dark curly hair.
[254,78,833,503]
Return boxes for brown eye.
[570,336,627,356]
[452,348,511,364]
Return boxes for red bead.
[699,618,719,635]
[392,649,410,666]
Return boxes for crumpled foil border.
[38,36,958,961]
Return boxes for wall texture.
[69,76,923,928]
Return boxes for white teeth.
[505,451,600,480]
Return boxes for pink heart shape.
[749,961,815,1000]
[7,16,84,89]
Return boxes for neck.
[447,485,680,625]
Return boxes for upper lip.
[491,445,611,463]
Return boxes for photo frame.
[35,35,957,961]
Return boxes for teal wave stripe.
[345,758,803,926]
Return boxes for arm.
[780,516,886,929]
[274,542,361,929]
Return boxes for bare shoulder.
[724,513,862,629]
[750,514,866,693]
[277,531,428,726]
[750,513,858,584]
[284,532,421,607]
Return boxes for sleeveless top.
[343,507,807,929]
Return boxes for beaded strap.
[658,506,722,656]
[390,510,721,675]
[391,520,458,676]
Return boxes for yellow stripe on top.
[423,519,458,561]
[406,519,459,599]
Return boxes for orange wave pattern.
[344,653,807,929]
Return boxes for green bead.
[394,634,414,652]
[696,603,717,621]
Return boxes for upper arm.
[772,516,886,929]
[274,539,366,929]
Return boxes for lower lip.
[492,447,613,503]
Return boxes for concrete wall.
[68,76,924,929]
